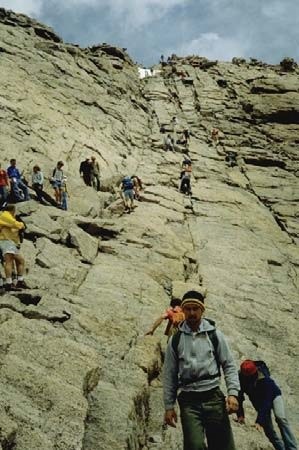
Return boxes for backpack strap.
[171,320,221,386]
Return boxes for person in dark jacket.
[79,158,92,186]
[237,360,298,450]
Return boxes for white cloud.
[174,32,248,61]
[0,0,43,16]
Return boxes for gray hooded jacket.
[163,318,240,410]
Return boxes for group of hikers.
[0,158,69,209]
[146,290,298,450]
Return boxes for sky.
[1,0,298,67]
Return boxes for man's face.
[183,302,203,328]
[11,160,16,166]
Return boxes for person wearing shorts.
[0,204,27,291]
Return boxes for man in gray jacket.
[163,290,240,450]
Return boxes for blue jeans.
[263,396,298,450]
[11,179,30,201]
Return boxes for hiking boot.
[16,280,29,289]
[4,283,22,292]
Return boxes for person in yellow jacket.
[0,204,27,291]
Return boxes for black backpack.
[171,318,221,385]
[255,360,271,377]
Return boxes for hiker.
[225,152,237,167]
[7,159,30,202]
[90,156,100,191]
[120,176,134,213]
[145,298,184,339]
[79,158,92,186]
[131,175,143,201]
[61,177,68,211]
[211,128,219,144]
[0,204,27,291]
[0,163,10,205]
[163,289,240,450]
[51,161,64,206]
[236,360,298,450]
[183,129,190,146]
[180,169,192,195]
[164,134,174,151]
[31,165,46,204]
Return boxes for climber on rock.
[179,167,192,195]
[145,298,184,339]
[236,360,298,450]
[120,176,134,213]
[50,161,65,207]
[131,175,143,201]
[90,156,100,191]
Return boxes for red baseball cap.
[240,360,257,376]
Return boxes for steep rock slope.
[0,8,298,450]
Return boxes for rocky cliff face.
[0,8,298,450]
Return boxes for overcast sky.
[1,0,298,66]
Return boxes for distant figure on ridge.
[237,360,298,450]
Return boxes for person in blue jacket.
[237,359,298,450]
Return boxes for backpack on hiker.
[122,176,134,190]
[255,360,271,377]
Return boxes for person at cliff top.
[236,360,298,450]
[51,161,64,206]
[120,176,134,213]
[163,290,240,450]
[145,298,184,339]
[0,204,28,291]
[0,163,10,205]
[79,158,92,187]
[7,159,30,202]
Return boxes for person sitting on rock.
[79,158,92,186]
[90,156,100,191]
[120,176,134,213]
[145,298,184,339]
[0,163,10,206]
[31,165,46,204]
[236,360,298,450]
[131,175,143,201]
[7,159,30,202]
[0,204,28,291]
[51,161,64,206]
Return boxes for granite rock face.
[0,8,298,450]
